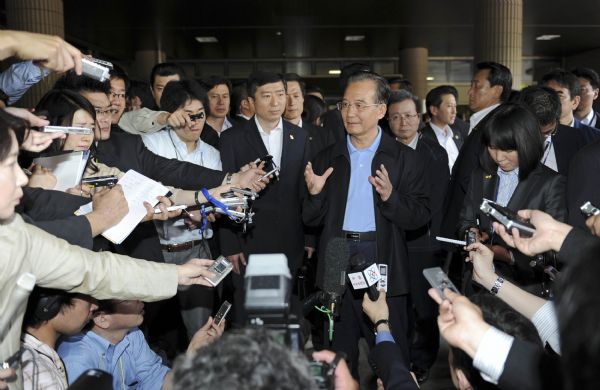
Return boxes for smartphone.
[204,256,233,286]
[214,300,232,326]
[81,175,118,188]
[258,167,280,182]
[423,267,459,300]
[581,201,600,217]
[479,199,535,237]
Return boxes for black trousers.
[328,239,410,379]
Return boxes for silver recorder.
[82,58,112,82]
[204,256,233,286]
[423,267,458,300]
[581,201,600,217]
[43,125,93,135]
[480,199,535,237]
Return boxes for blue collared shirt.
[0,61,49,105]
[343,129,382,232]
[375,330,395,344]
[495,167,519,207]
[57,328,169,390]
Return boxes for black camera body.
[309,361,334,390]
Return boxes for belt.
[161,240,204,253]
[342,231,376,241]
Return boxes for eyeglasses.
[95,107,118,117]
[189,112,205,122]
[110,90,126,100]
[389,113,419,122]
[336,101,382,112]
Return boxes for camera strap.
[315,305,334,341]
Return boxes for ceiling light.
[345,35,365,42]
[276,31,283,36]
[426,76,435,81]
[536,34,561,41]
[195,36,218,43]
[329,69,341,75]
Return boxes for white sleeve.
[472,326,514,385]
[119,108,168,134]
[531,301,560,354]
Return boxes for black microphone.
[321,237,350,318]
[349,253,380,301]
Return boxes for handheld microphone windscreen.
[322,237,350,296]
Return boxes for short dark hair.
[0,109,28,162]
[387,89,419,112]
[475,62,513,102]
[345,72,391,104]
[23,287,78,328]
[172,328,316,390]
[389,78,414,93]
[556,240,600,390]
[127,80,155,110]
[571,67,600,90]
[305,84,324,99]
[230,82,248,116]
[451,292,542,390]
[247,71,287,99]
[479,103,543,181]
[541,69,580,99]
[201,75,232,94]
[283,73,306,96]
[160,79,208,114]
[109,64,130,92]
[302,95,327,125]
[150,62,186,88]
[340,63,371,91]
[518,85,561,127]
[54,71,110,94]
[426,85,458,116]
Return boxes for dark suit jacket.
[18,187,93,249]
[567,138,600,229]
[459,164,566,284]
[551,123,590,175]
[368,341,420,390]
[303,131,430,296]
[406,135,449,252]
[200,122,220,150]
[573,118,600,144]
[420,122,468,151]
[219,117,310,272]
[302,121,330,161]
[95,132,225,190]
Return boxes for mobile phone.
[479,199,535,237]
[213,300,232,326]
[1,348,23,370]
[423,267,459,300]
[466,230,477,245]
[580,201,600,217]
[204,256,234,286]
[153,204,188,214]
[43,125,93,135]
[81,175,118,187]
[258,167,280,182]
[82,58,112,82]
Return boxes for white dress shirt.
[221,116,233,132]
[581,109,597,127]
[469,103,500,134]
[541,135,558,172]
[142,129,222,245]
[430,122,459,171]
[255,116,284,168]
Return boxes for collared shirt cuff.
[375,330,395,344]
[532,301,561,354]
[473,326,514,384]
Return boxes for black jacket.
[458,164,566,284]
[303,131,430,296]
[567,138,600,229]
[551,123,592,175]
[219,117,310,272]
[368,341,420,390]
[420,122,468,151]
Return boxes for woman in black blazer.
[458,103,566,294]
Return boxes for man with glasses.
[387,90,449,384]
[219,71,310,326]
[303,72,430,378]
[108,66,128,127]
[141,79,221,338]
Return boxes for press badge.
[377,264,388,292]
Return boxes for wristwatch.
[374,319,391,335]
[225,172,233,185]
[490,276,504,295]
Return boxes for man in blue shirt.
[303,72,430,377]
[58,299,224,390]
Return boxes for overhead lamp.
[329,69,341,75]
[195,36,218,43]
[426,76,435,81]
[345,35,365,42]
[536,34,561,41]
[276,31,283,36]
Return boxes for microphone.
[348,253,380,301]
[321,237,350,318]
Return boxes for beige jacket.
[0,214,179,389]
